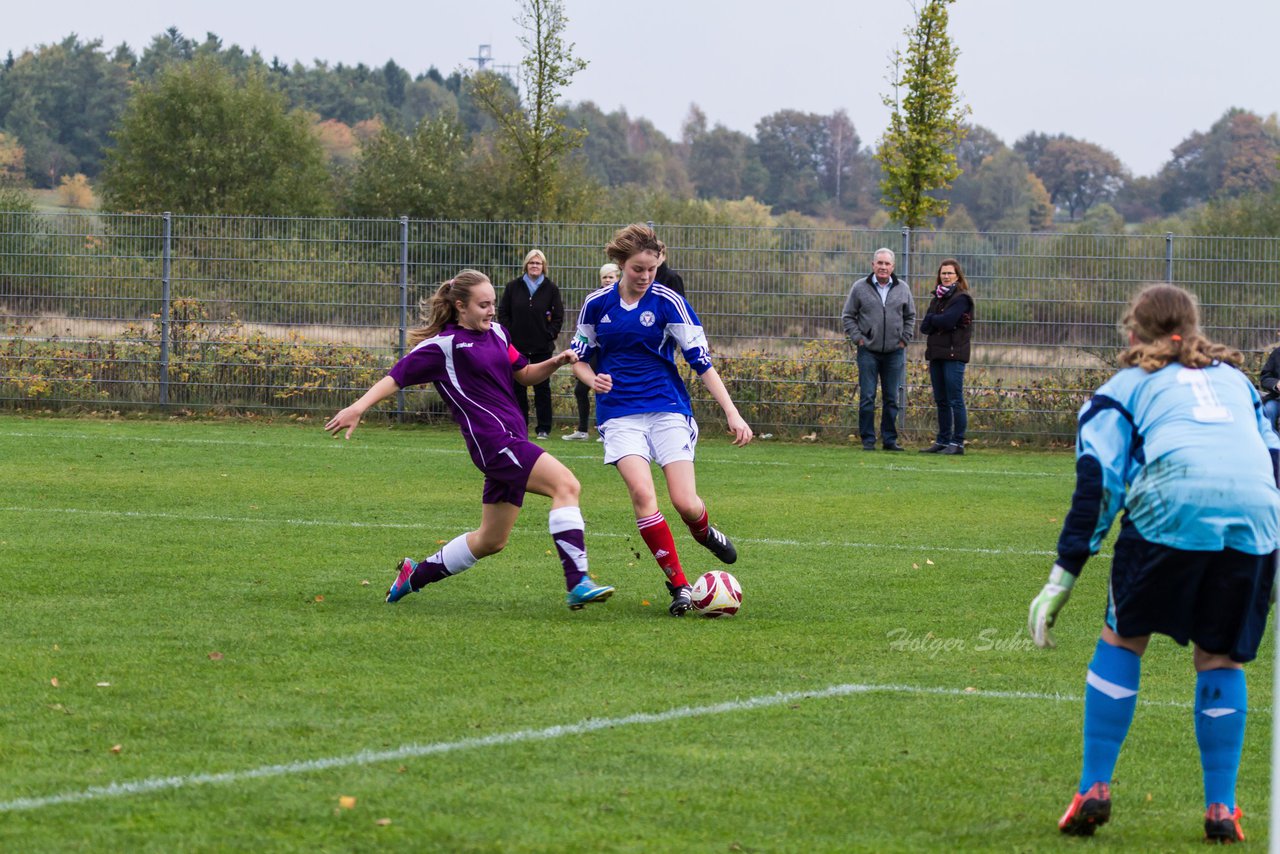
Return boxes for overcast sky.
[6,0,1277,177]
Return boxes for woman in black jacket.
[919,259,974,455]
[497,249,564,439]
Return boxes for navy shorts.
[1107,519,1276,662]
[479,440,545,507]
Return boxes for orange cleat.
[1059,782,1111,836]
[1204,803,1244,844]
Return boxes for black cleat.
[701,525,737,564]
[666,582,693,616]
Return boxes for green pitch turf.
[0,414,1271,851]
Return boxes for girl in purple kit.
[325,269,615,610]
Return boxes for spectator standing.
[841,248,915,451]
[919,258,975,455]
[498,249,564,440]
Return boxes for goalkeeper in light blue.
[1028,283,1280,844]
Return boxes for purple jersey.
[388,322,530,470]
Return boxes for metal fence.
[2,211,1279,444]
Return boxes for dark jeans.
[856,346,905,447]
[514,349,553,434]
[928,359,967,445]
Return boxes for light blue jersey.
[571,282,713,424]
[1058,361,1280,569]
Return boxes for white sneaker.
[535,432,549,440]
[596,435,604,442]
[562,430,589,441]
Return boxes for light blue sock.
[1195,668,1247,809]
[1079,638,1141,794]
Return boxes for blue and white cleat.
[566,577,614,610]
[387,558,417,604]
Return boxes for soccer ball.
[690,570,742,618]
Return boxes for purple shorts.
[480,440,545,506]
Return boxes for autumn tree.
[1156,109,1280,212]
[100,58,332,214]
[1025,136,1127,220]
[875,0,969,228]
[468,0,587,220]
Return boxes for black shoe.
[862,443,876,451]
[701,525,737,564]
[919,443,946,453]
[882,443,905,452]
[666,582,693,616]
[940,444,965,455]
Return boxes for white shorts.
[600,412,699,467]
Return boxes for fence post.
[1165,232,1174,283]
[159,212,171,406]
[397,215,409,420]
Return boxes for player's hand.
[592,372,613,393]
[555,348,579,366]
[1028,564,1076,649]
[727,414,753,447]
[325,406,363,440]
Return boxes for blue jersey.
[570,282,713,423]
[1057,361,1280,571]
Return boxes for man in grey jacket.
[841,248,916,450]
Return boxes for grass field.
[0,413,1272,852]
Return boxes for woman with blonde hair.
[1029,283,1280,843]
[498,249,564,440]
[325,270,614,611]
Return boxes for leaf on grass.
[436,539,446,545]
[925,559,934,565]
[641,600,651,607]
[397,765,407,773]
[376,818,392,826]
[50,677,59,688]
[96,682,110,688]
[912,563,919,569]
[545,550,552,556]
[360,580,370,586]
[208,651,224,661]
[52,644,60,651]
[964,687,976,693]
[110,744,122,754]
[338,796,357,809]
[1145,793,1153,802]
[314,595,324,603]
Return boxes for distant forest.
[1,28,1279,235]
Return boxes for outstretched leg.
[665,459,736,565]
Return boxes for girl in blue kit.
[1029,283,1280,843]
[571,224,752,616]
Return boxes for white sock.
[440,532,478,575]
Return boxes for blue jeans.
[856,346,905,447]
[929,359,967,445]
[1263,399,1280,432]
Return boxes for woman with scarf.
[919,259,975,455]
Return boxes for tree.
[0,131,24,182]
[468,0,587,220]
[1155,109,1280,212]
[951,149,1052,231]
[1031,137,1127,219]
[687,123,766,202]
[755,109,864,216]
[875,0,969,228]
[344,115,468,218]
[100,58,332,214]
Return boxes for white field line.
[0,680,1227,814]
[0,505,1075,559]
[0,430,1071,477]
